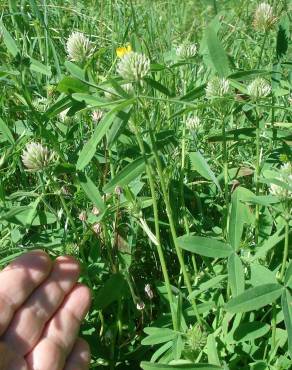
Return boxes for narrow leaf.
[78,174,105,212]
[205,24,231,77]
[103,156,146,193]
[225,284,283,313]
[177,235,233,258]
[282,288,292,357]
[228,253,245,296]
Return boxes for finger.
[0,342,28,370]
[0,250,51,336]
[3,256,80,355]
[64,338,90,370]
[26,284,91,370]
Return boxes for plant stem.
[134,123,178,330]
[279,216,289,282]
[222,114,229,236]
[255,113,260,244]
[148,128,202,325]
[257,31,267,69]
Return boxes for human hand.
[0,250,91,370]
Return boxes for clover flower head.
[253,3,277,32]
[117,51,150,81]
[66,31,93,62]
[270,162,292,199]
[247,78,271,100]
[176,42,197,59]
[206,77,230,99]
[91,110,103,123]
[185,324,208,353]
[186,115,200,130]
[22,142,55,171]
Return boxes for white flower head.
[66,32,93,63]
[186,115,200,130]
[22,142,55,171]
[206,77,230,99]
[59,108,70,122]
[253,3,277,32]
[117,51,150,81]
[270,162,292,199]
[247,78,271,100]
[136,301,145,310]
[176,42,197,59]
[91,110,103,123]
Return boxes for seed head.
[92,222,102,235]
[78,211,87,222]
[247,78,271,100]
[117,52,150,81]
[22,142,55,171]
[186,115,200,130]
[185,324,208,353]
[176,42,197,59]
[92,206,100,216]
[91,110,103,123]
[253,3,277,32]
[66,32,93,63]
[206,77,230,99]
[136,301,145,310]
[269,162,292,199]
[144,284,154,300]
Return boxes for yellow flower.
[116,44,132,58]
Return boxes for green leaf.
[189,152,221,191]
[29,57,51,76]
[205,24,231,77]
[78,174,105,212]
[76,100,134,170]
[142,327,177,345]
[95,273,126,310]
[207,334,221,366]
[0,21,19,57]
[282,288,292,357]
[57,76,89,94]
[144,77,172,96]
[177,235,233,258]
[141,363,222,370]
[0,206,57,226]
[233,322,270,342]
[229,187,254,251]
[225,284,283,313]
[250,264,278,286]
[276,15,290,60]
[0,117,14,144]
[64,61,85,80]
[228,253,245,297]
[189,275,227,299]
[103,157,147,193]
[251,226,285,261]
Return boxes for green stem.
[257,31,267,69]
[279,216,289,282]
[255,113,260,244]
[135,124,178,330]
[222,114,229,236]
[148,128,202,325]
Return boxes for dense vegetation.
[0,0,291,369]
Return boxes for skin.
[0,250,91,370]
